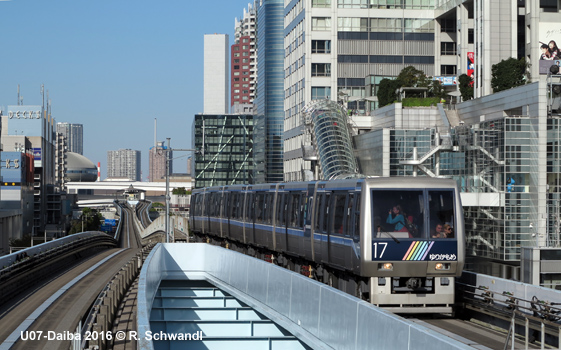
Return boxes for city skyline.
[0,0,248,180]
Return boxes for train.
[189,177,464,313]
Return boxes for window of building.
[440,42,457,55]
[243,65,249,69]
[234,65,240,70]
[312,40,331,54]
[312,0,331,6]
[338,17,369,31]
[468,29,474,44]
[440,18,456,32]
[441,65,457,75]
[234,72,240,76]
[312,17,331,31]
[234,59,240,63]
[312,63,331,77]
[311,86,331,100]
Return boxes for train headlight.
[379,263,393,271]
[435,263,450,270]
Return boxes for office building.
[252,0,285,184]
[204,34,229,114]
[107,149,141,181]
[280,0,561,181]
[1,105,60,238]
[231,4,257,107]
[192,114,254,188]
[56,122,83,155]
[149,141,172,181]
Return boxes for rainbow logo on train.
[402,241,435,261]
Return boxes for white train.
[190,177,464,313]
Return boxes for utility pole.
[163,138,196,243]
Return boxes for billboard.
[433,76,457,86]
[539,23,561,74]
[467,52,474,79]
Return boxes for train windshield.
[372,189,455,240]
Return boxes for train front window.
[372,190,425,239]
[428,190,455,239]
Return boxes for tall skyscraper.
[107,149,141,181]
[56,122,83,155]
[204,34,229,114]
[231,4,257,108]
[149,141,172,181]
[253,0,284,184]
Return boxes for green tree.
[491,57,528,93]
[396,66,430,88]
[377,66,441,107]
[458,74,474,101]
[377,78,401,107]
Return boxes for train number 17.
[373,242,388,259]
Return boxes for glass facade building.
[253,0,284,184]
[355,115,552,277]
[193,114,254,188]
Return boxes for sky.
[0,0,248,180]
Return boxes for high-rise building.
[204,34,229,114]
[2,105,58,236]
[107,149,141,181]
[231,4,257,107]
[253,0,285,184]
[149,141,172,181]
[56,122,83,155]
[192,114,254,188]
[282,2,441,181]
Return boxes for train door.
[327,192,348,268]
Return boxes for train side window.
[314,193,322,231]
[207,193,213,216]
[300,194,309,228]
[352,193,361,240]
[224,193,231,219]
[322,193,331,233]
[276,193,287,226]
[230,193,237,219]
[344,193,354,237]
[255,193,264,223]
[288,193,301,228]
[264,193,273,224]
[331,193,346,235]
[246,193,253,221]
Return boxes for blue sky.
[0,0,247,180]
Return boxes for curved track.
[0,202,146,349]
